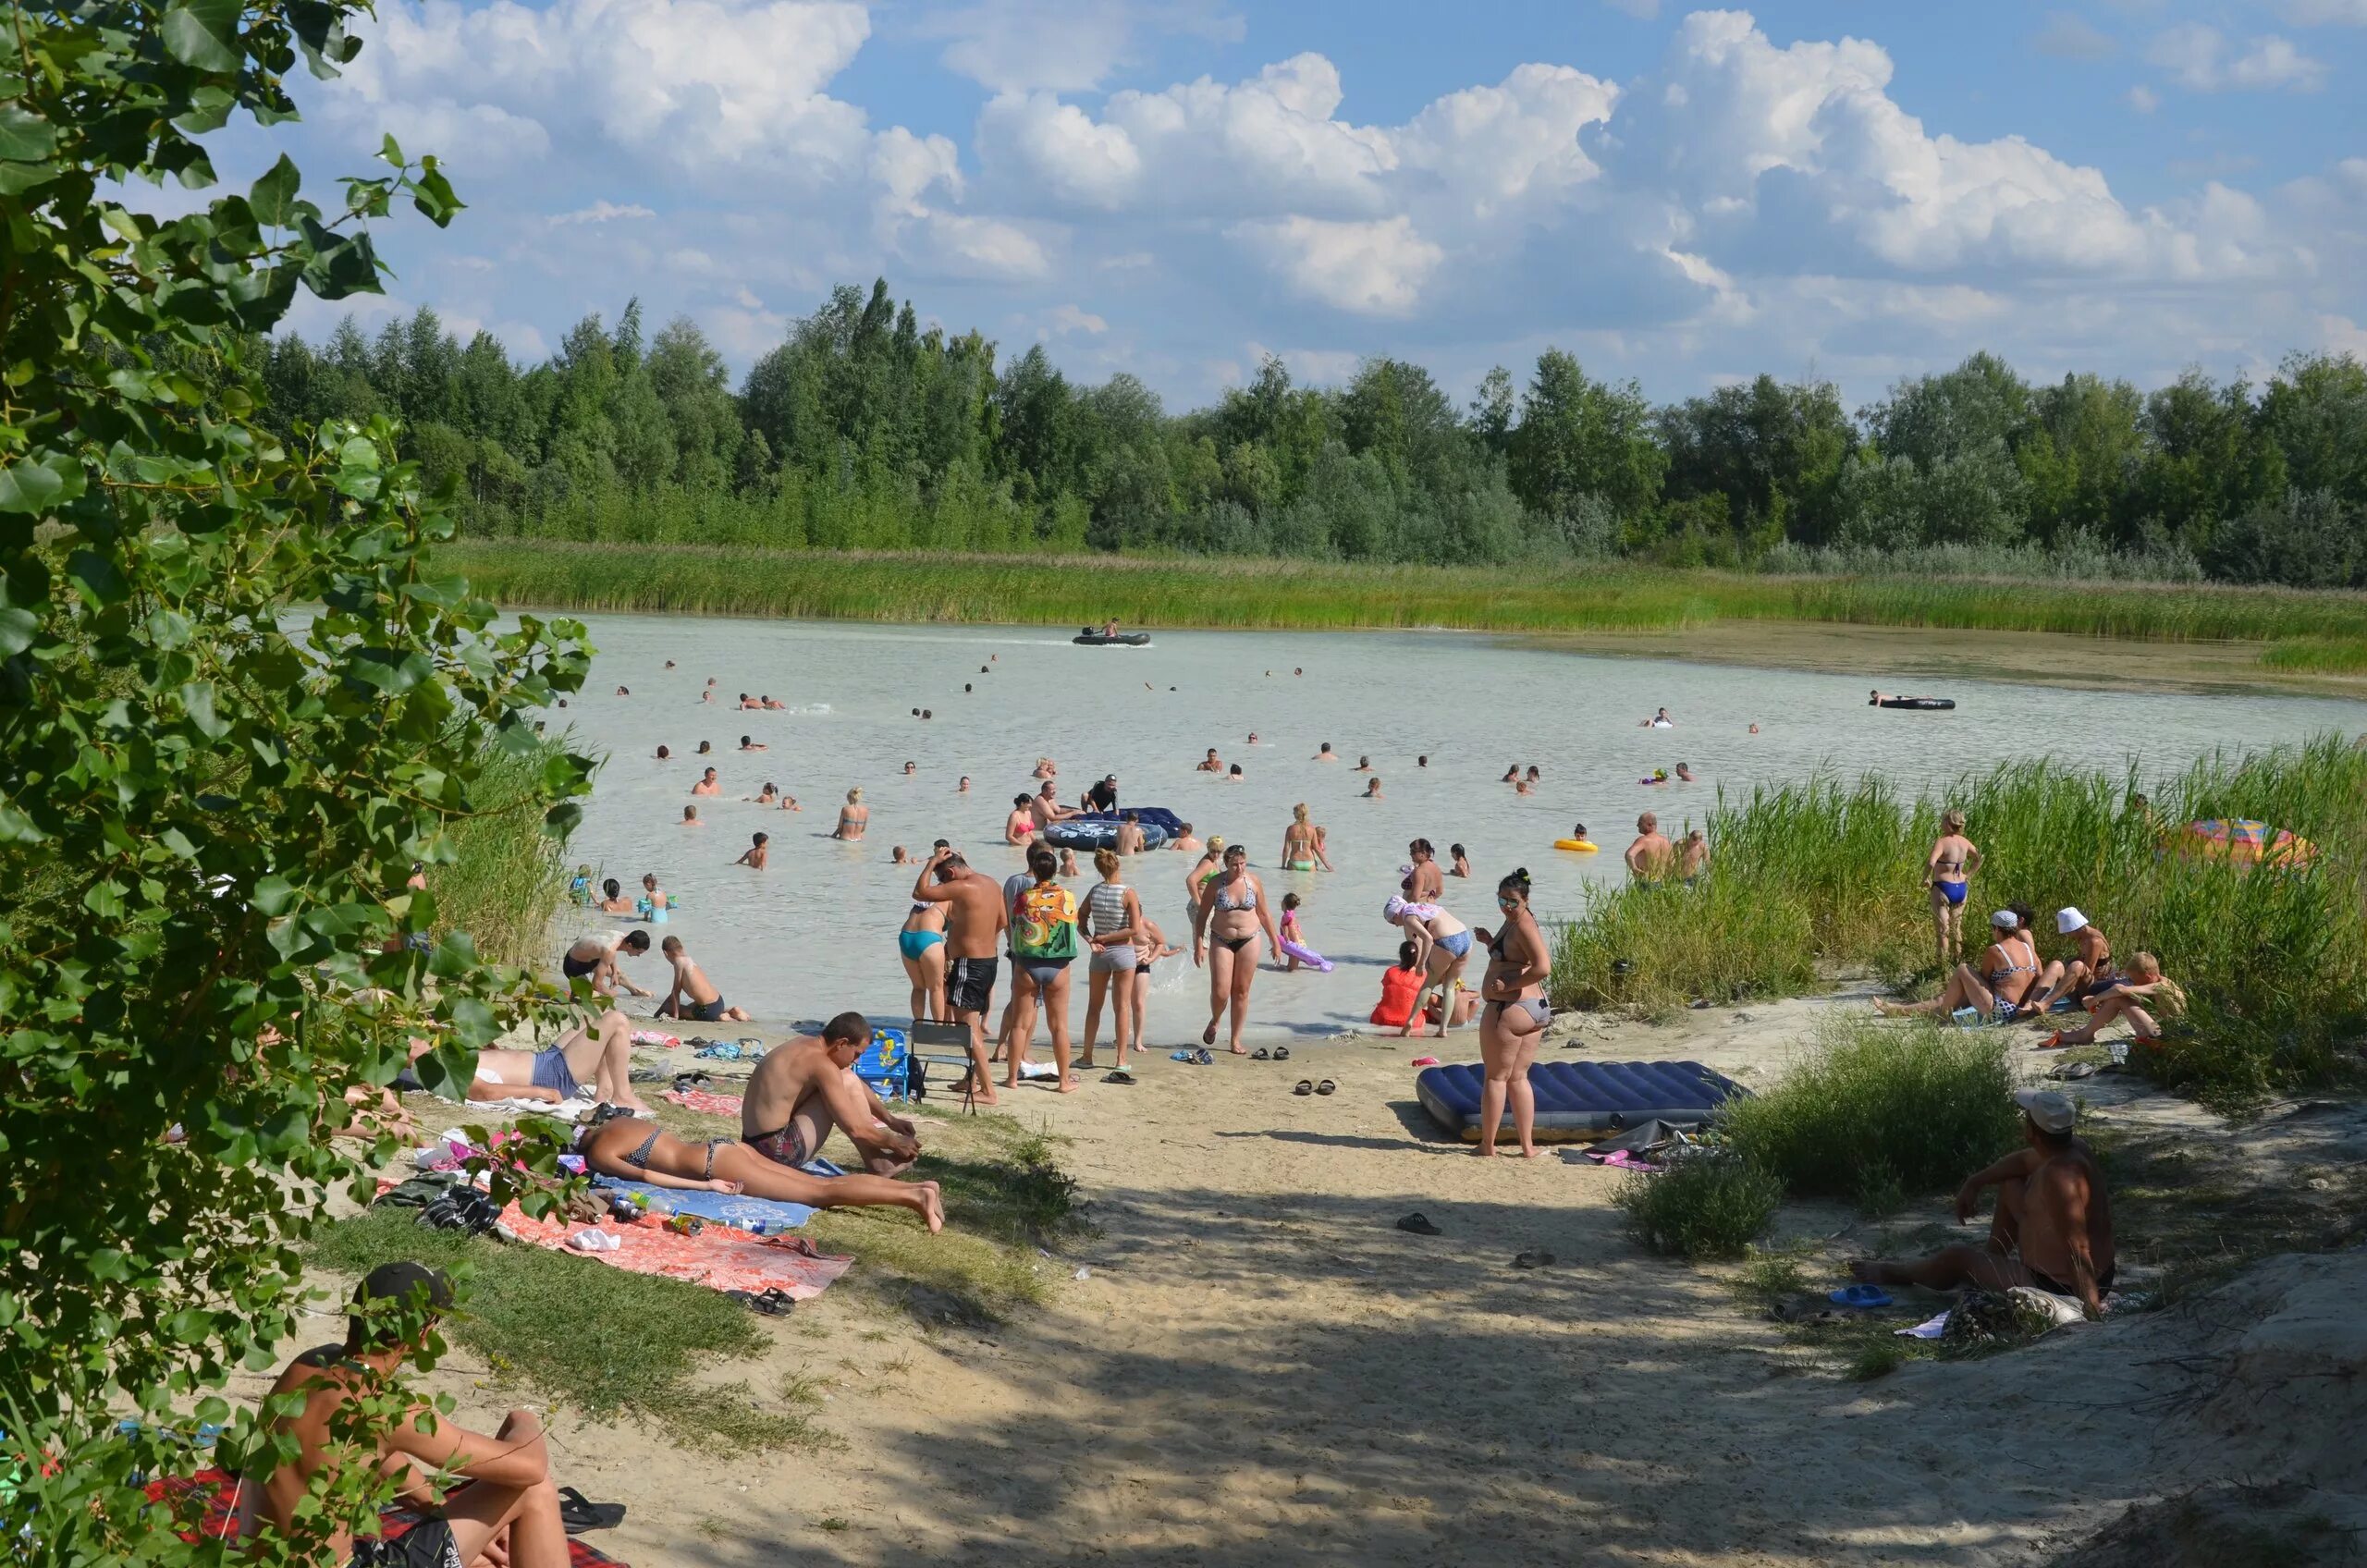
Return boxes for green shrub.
[1721,1015,2022,1206]
[1614,1150,1784,1260]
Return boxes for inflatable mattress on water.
[1416,1060,1745,1143]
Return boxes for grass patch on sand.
[309,1208,830,1452]
[445,541,2367,646]
[1555,735,2367,1110]
[1614,1150,1783,1260]
[2258,636,2367,674]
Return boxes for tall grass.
[442,541,2367,647]
[1555,735,2367,1104]
[2259,637,2367,674]
[431,744,580,970]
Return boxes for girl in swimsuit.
[1280,802,1333,873]
[1126,916,1182,1067]
[1004,794,1036,845]
[1474,869,1552,1158]
[1925,810,1981,967]
[898,900,949,1022]
[1078,850,1143,1072]
[1876,908,2042,1021]
[1191,843,1282,1056]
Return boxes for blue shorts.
[531,1047,579,1098]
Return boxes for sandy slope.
[269,993,2367,1567]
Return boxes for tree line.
[257,278,2367,585]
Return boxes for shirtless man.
[1170,822,1201,853]
[473,1007,649,1111]
[911,849,1008,1105]
[1312,742,1338,763]
[1114,812,1147,856]
[2027,906,2116,1011]
[1679,829,1710,884]
[654,935,751,1023]
[559,929,652,999]
[692,767,721,797]
[1027,780,1079,831]
[1851,1089,2115,1319]
[1196,748,1223,773]
[243,1263,569,1568]
[1625,813,1674,883]
[737,1011,922,1177]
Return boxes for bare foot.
[1229,1045,1248,1056]
[1057,1075,1080,1094]
[1872,999,1905,1017]
[914,1182,945,1234]
[1474,1145,1499,1158]
[1847,1258,1889,1283]
[1519,1146,1540,1158]
[614,1092,655,1114]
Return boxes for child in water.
[595,877,634,916]
[638,872,672,921]
[1277,893,1332,972]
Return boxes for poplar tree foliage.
[0,0,592,1556]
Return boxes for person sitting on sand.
[1625,813,1674,883]
[692,767,721,797]
[655,935,751,1023]
[1370,939,1428,1030]
[1875,908,2042,1023]
[1850,1089,2114,1319]
[2040,953,2185,1049]
[473,1008,648,1111]
[834,787,867,840]
[2025,906,2116,1011]
[734,832,768,870]
[737,1013,926,1187]
[561,929,653,998]
[242,1263,571,1568]
[595,877,635,916]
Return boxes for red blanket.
[499,1201,851,1300]
[659,1086,742,1117]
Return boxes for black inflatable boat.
[1073,630,1151,646]
[1875,696,1956,711]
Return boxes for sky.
[218,0,2367,412]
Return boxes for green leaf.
[0,453,85,514]
[160,0,243,71]
[448,997,497,1048]
[427,932,479,979]
[251,876,296,916]
[66,550,129,607]
[179,680,230,739]
[343,647,432,693]
[379,132,405,167]
[0,606,38,659]
[250,154,300,227]
[0,105,57,163]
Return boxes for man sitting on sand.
[654,935,752,1023]
[740,1011,923,1176]
[1625,813,1674,883]
[2025,906,2116,1013]
[241,1262,570,1568]
[472,1008,650,1112]
[2040,952,2185,1049]
[1851,1089,2114,1319]
[560,929,652,999]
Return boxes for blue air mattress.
[1415,1060,1744,1143]
[1042,809,1180,851]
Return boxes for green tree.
[0,0,593,1557]
[1508,349,1666,521]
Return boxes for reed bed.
[2258,637,2367,674]
[1554,735,2367,1109]
[431,743,581,970]
[443,542,2367,647]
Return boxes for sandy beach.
[278,992,2367,1567]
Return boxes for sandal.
[1202,1022,1218,1047]
[1395,1212,1443,1236]
[1315,1079,1336,1096]
[1251,1047,1270,1060]
[1512,1250,1557,1269]
[1194,1047,1215,1066]
[1273,1046,1291,1061]
[726,1286,795,1317]
[1294,1080,1315,1096]
[1105,1069,1135,1085]
[557,1487,628,1535]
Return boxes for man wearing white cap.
[2025,907,2116,1015]
[1848,1088,2115,1319]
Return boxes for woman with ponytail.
[1473,868,1552,1158]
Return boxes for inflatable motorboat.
[1041,806,1184,851]
[1073,628,1151,646]
[1875,696,1956,711]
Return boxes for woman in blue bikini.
[898,898,948,1022]
[1924,810,1981,967]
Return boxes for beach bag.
[1012,882,1079,961]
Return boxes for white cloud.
[1398,64,1618,217]
[2031,12,2116,57]
[1040,303,1110,337]
[551,201,656,226]
[2145,24,2325,91]
[1230,214,1442,315]
[2126,83,2161,112]
[2318,314,2367,356]
[919,0,1244,94]
[2282,0,2367,22]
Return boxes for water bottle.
[642,1194,672,1220]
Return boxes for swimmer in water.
[891,845,913,865]
[1058,848,1081,878]
[702,689,714,704]
[1640,707,1674,729]
[1005,795,1036,845]
[595,877,634,915]
[1226,764,1245,783]
[902,761,916,776]
[780,794,800,812]
[615,685,630,697]
[735,832,768,870]
[1749,723,1760,735]
[1196,747,1223,773]
[834,788,867,841]
[693,767,720,796]
[1353,754,1372,773]
[749,783,779,805]
[958,775,971,793]
[741,734,767,751]
[1246,732,1260,745]
[1501,765,1519,784]
[1170,822,1202,854]
[1526,765,1541,783]
[1417,754,1429,768]
[1281,802,1333,873]
[656,744,670,760]
[665,660,676,668]
[1450,843,1471,878]
[1034,757,1058,780]
[1675,763,1696,782]
[738,692,759,710]
[1313,742,1338,763]
[681,805,703,827]
[696,741,712,755]
[1363,778,1383,800]
[1515,778,1534,796]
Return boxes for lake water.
[547,617,2366,1045]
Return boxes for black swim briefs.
[350,1521,460,1568]
[947,956,998,1015]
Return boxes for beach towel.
[660,1086,744,1117]
[497,1201,852,1300]
[632,1029,681,1048]
[588,1157,843,1234]
[142,1471,630,1564]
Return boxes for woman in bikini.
[576,1109,942,1229]
[1474,868,1552,1158]
[1385,882,1470,1040]
[1191,842,1282,1056]
[1003,793,1036,845]
[1925,810,1981,967]
[898,898,949,1022]
[833,787,867,841]
[1280,802,1333,873]
[1078,849,1143,1074]
[1877,908,2042,1021]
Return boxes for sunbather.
[742,1011,927,1181]
[576,1103,943,1231]
[240,1261,570,1567]
[2023,906,2116,1013]
[1850,1089,2114,1319]
[472,1009,649,1113]
[1874,909,2042,1023]
[2039,952,2185,1049]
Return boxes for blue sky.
[234,0,2367,411]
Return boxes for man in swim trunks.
[243,1262,570,1568]
[1625,814,1674,883]
[472,1007,650,1112]
[1850,1089,2115,1319]
[559,929,652,999]
[692,767,720,796]
[911,849,1008,1105]
[1196,748,1223,773]
[654,935,752,1023]
[742,1011,922,1177]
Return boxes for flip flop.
[1512,1250,1557,1269]
[1829,1284,1893,1309]
[1315,1079,1336,1096]
[1202,1023,1218,1047]
[1395,1212,1442,1236]
[1273,1046,1291,1061]
[557,1487,628,1535]
[1410,1056,1440,1068]
[725,1286,795,1317]
[1105,1069,1135,1085]
[2050,1060,2099,1080]
[671,1071,713,1093]
[1170,1049,1196,1063]
[1251,1047,1270,1060]
[1294,1080,1314,1096]
[1194,1047,1215,1066]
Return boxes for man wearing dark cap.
[1849,1088,2116,1319]
[243,1262,568,1566]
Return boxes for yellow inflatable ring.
[1553,839,1599,852]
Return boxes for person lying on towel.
[575,1096,943,1231]
[467,1007,650,1114]
[1848,1089,2115,1319]
[238,1261,570,1568]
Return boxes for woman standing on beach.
[1078,850,1143,1073]
[898,898,948,1022]
[1474,868,1551,1158]
[1924,810,1981,967]
[1280,802,1334,873]
[1385,882,1471,1040]
[1192,842,1282,1056]
[1006,845,1080,1093]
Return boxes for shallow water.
[546,617,2366,1045]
